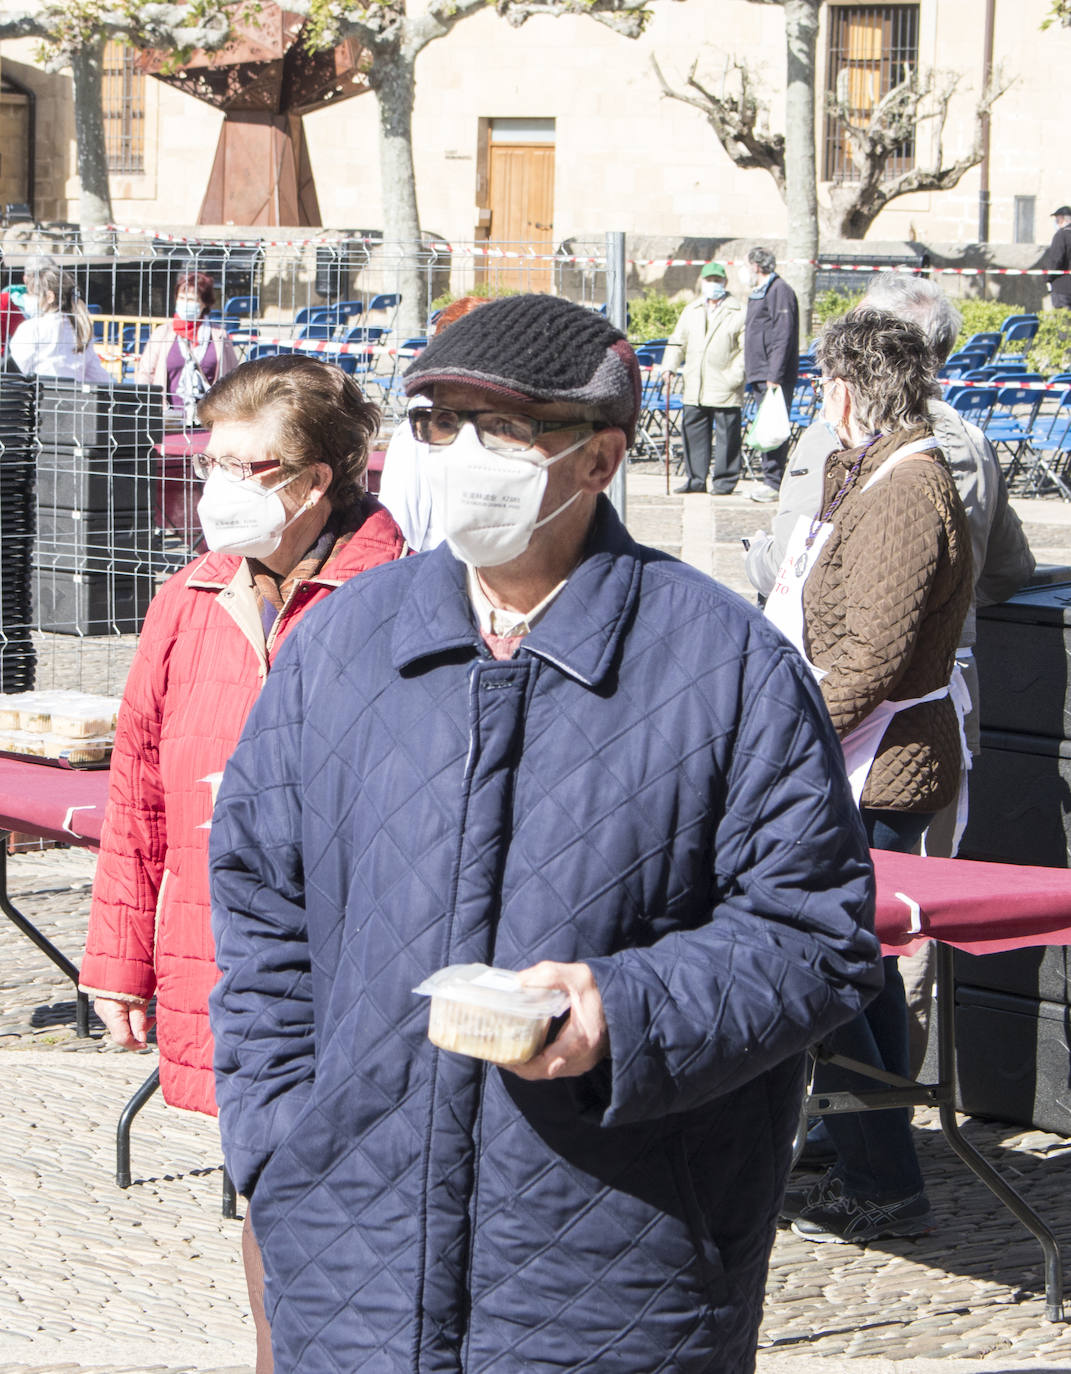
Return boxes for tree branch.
[494,0,661,38]
[651,53,785,194]
[0,2,242,60]
[823,66,1012,238]
[0,12,53,39]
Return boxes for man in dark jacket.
[209,294,881,1374]
[1042,206,1071,309]
[744,246,800,501]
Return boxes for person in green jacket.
[663,260,746,494]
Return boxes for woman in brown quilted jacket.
[769,310,972,1245]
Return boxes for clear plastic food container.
[414,964,569,1064]
[1,689,121,738]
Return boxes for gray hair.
[748,246,777,276]
[817,309,936,435]
[24,256,94,354]
[860,272,962,366]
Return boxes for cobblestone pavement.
[2,473,1071,1371]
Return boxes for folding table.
[0,756,237,1216]
[0,757,109,1037]
[807,849,1071,1321]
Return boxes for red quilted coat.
[81,498,405,1115]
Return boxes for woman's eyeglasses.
[192,453,286,484]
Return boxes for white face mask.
[426,424,590,568]
[175,297,202,322]
[196,468,304,558]
[19,293,39,319]
[701,280,727,300]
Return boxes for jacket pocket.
[667,1131,729,1307]
[152,868,171,960]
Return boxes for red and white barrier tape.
[90,227,1058,274]
[939,377,1071,390]
[233,336,381,354]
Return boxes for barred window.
[102,42,146,175]
[823,5,919,183]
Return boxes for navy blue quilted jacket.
[210,498,880,1374]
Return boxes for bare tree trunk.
[370,48,428,341]
[782,0,819,342]
[70,39,113,233]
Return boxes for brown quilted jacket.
[802,423,972,812]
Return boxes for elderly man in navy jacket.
[744,246,800,501]
[209,294,880,1374]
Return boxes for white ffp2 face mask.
[197,468,302,559]
[426,424,590,568]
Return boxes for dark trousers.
[761,439,790,490]
[811,808,933,1200]
[681,404,742,491]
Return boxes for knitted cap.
[404,294,641,444]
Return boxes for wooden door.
[0,89,30,209]
[486,143,555,292]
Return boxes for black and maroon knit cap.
[403,293,641,444]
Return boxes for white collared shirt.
[465,565,567,638]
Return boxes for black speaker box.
[35,449,152,515]
[955,986,1071,1136]
[35,510,156,574]
[34,380,163,450]
[32,566,155,636]
[958,729,1071,868]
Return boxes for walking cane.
[664,370,671,496]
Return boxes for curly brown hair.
[816,309,937,435]
[197,354,380,511]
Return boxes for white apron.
[765,437,971,843]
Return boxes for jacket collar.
[186,496,405,592]
[391,496,642,688]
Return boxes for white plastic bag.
[746,385,791,451]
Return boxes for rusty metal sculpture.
[141,6,370,226]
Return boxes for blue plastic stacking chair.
[1021,385,1071,498]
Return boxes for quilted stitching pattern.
[210,500,881,1372]
[81,500,405,1114]
[803,427,972,812]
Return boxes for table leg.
[935,941,1066,1322]
[116,1065,161,1188]
[222,1168,237,1220]
[0,831,90,1037]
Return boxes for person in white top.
[377,295,488,551]
[8,256,113,387]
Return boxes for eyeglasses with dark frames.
[409,406,605,456]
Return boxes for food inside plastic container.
[49,697,122,738]
[414,964,569,1064]
[4,690,121,738]
[0,691,121,758]
[0,694,32,732]
[48,736,112,764]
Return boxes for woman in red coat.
[80,353,405,1368]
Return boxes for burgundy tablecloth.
[873,849,1071,955]
[0,758,109,848]
[0,763,1065,952]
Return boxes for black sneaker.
[780,1167,838,1222]
[791,1176,932,1244]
